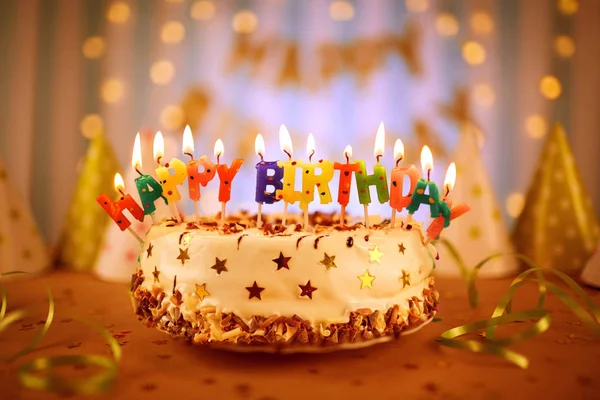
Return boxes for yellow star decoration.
[195,283,210,301]
[319,253,337,270]
[400,270,411,288]
[471,184,483,198]
[468,225,482,240]
[358,270,375,289]
[368,245,383,264]
[176,247,191,266]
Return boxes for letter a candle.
[153,131,186,222]
[215,139,244,226]
[354,122,389,228]
[132,133,167,224]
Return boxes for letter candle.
[276,125,302,226]
[425,163,470,243]
[97,172,145,243]
[153,132,186,222]
[333,145,360,226]
[300,133,335,228]
[406,146,450,225]
[389,138,421,228]
[215,139,244,226]
[354,122,390,228]
[254,133,283,228]
[132,133,167,224]
[182,125,216,222]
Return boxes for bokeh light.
[329,1,355,21]
[505,192,525,218]
[82,36,106,59]
[100,78,124,103]
[160,105,185,130]
[150,60,175,85]
[470,11,494,35]
[525,114,548,139]
[106,2,130,24]
[557,0,579,15]
[80,114,104,138]
[191,1,216,21]
[540,75,562,100]
[554,35,576,58]
[232,10,258,34]
[473,83,496,107]
[405,0,429,12]
[161,21,185,44]
[462,41,486,65]
[435,13,459,36]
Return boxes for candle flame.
[421,145,433,177]
[279,124,293,158]
[182,125,194,155]
[374,122,385,159]
[444,162,456,193]
[393,139,404,163]
[255,133,265,158]
[153,131,164,163]
[307,133,315,159]
[214,138,224,159]
[114,172,125,194]
[344,145,353,160]
[132,132,143,170]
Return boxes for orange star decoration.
[298,280,318,299]
[272,252,292,271]
[398,243,406,254]
[146,242,154,258]
[176,248,190,266]
[179,87,211,131]
[277,42,301,87]
[246,281,265,300]
[319,253,337,270]
[211,257,228,275]
[358,270,375,289]
[400,270,411,288]
[152,266,160,284]
[195,283,209,301]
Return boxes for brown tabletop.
[0,271,599,400]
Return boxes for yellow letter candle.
[354,122,390,228]
[276,125,303,226]
[300,133,334,227]
[153,131,186,222]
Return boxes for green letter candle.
[354,123,390,205]
[132,133,167,218]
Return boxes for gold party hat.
[56,131,120,271]
[512,124,600,275]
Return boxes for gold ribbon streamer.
[0,272,121,395]
[437,253,600,369]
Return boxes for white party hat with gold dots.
[0,157,50,274]
[435,125,518,278]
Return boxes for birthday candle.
[333,145,360,207]
[276,125,303,225]
[300,133,334,211]
[354,122,390,205]
[153,132,187,203]
[132,133,168,219]
[214,139,243,225]
[97,173,145,233]
[254,133,283,204]
[389,139,421,213]
[182,126,216,203]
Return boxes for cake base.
[131,269,439,352]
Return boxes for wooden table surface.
[0,271,599,400]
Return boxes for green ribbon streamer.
[0,272,121,395]
[436,251,600,369]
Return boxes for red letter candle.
[96,173,144,242]
[182,125,216,221]
[333,145,360,225]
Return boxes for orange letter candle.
[96,173,144,242]
[389,138,421,227]
[214,139,244,225]
[182,125,216,221]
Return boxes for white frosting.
[140,224,437,324]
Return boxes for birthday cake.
[130,214,439,352]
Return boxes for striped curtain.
[0,0,598,245]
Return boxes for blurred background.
[0,0,598,248]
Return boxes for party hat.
[512,124,599,275]
[435,125,518,278]
[94,130,175,282]
[581,241,600,289]
[55,132,119,271]
[0,157,50,273]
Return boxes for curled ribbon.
[0,271,121,394]
[435,249,600,369]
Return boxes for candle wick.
[395,156,403,167]
[156,156,163,166]
[258,152,264,162]
[135,167,143,176]
[427,169,431,181]
[309,150,315,163]
[217,154,221,165]
[345,153,350,163]
[283,150,292,160]
[376,154,382,164]
[184,152,194,161]
[118,189,125,198]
